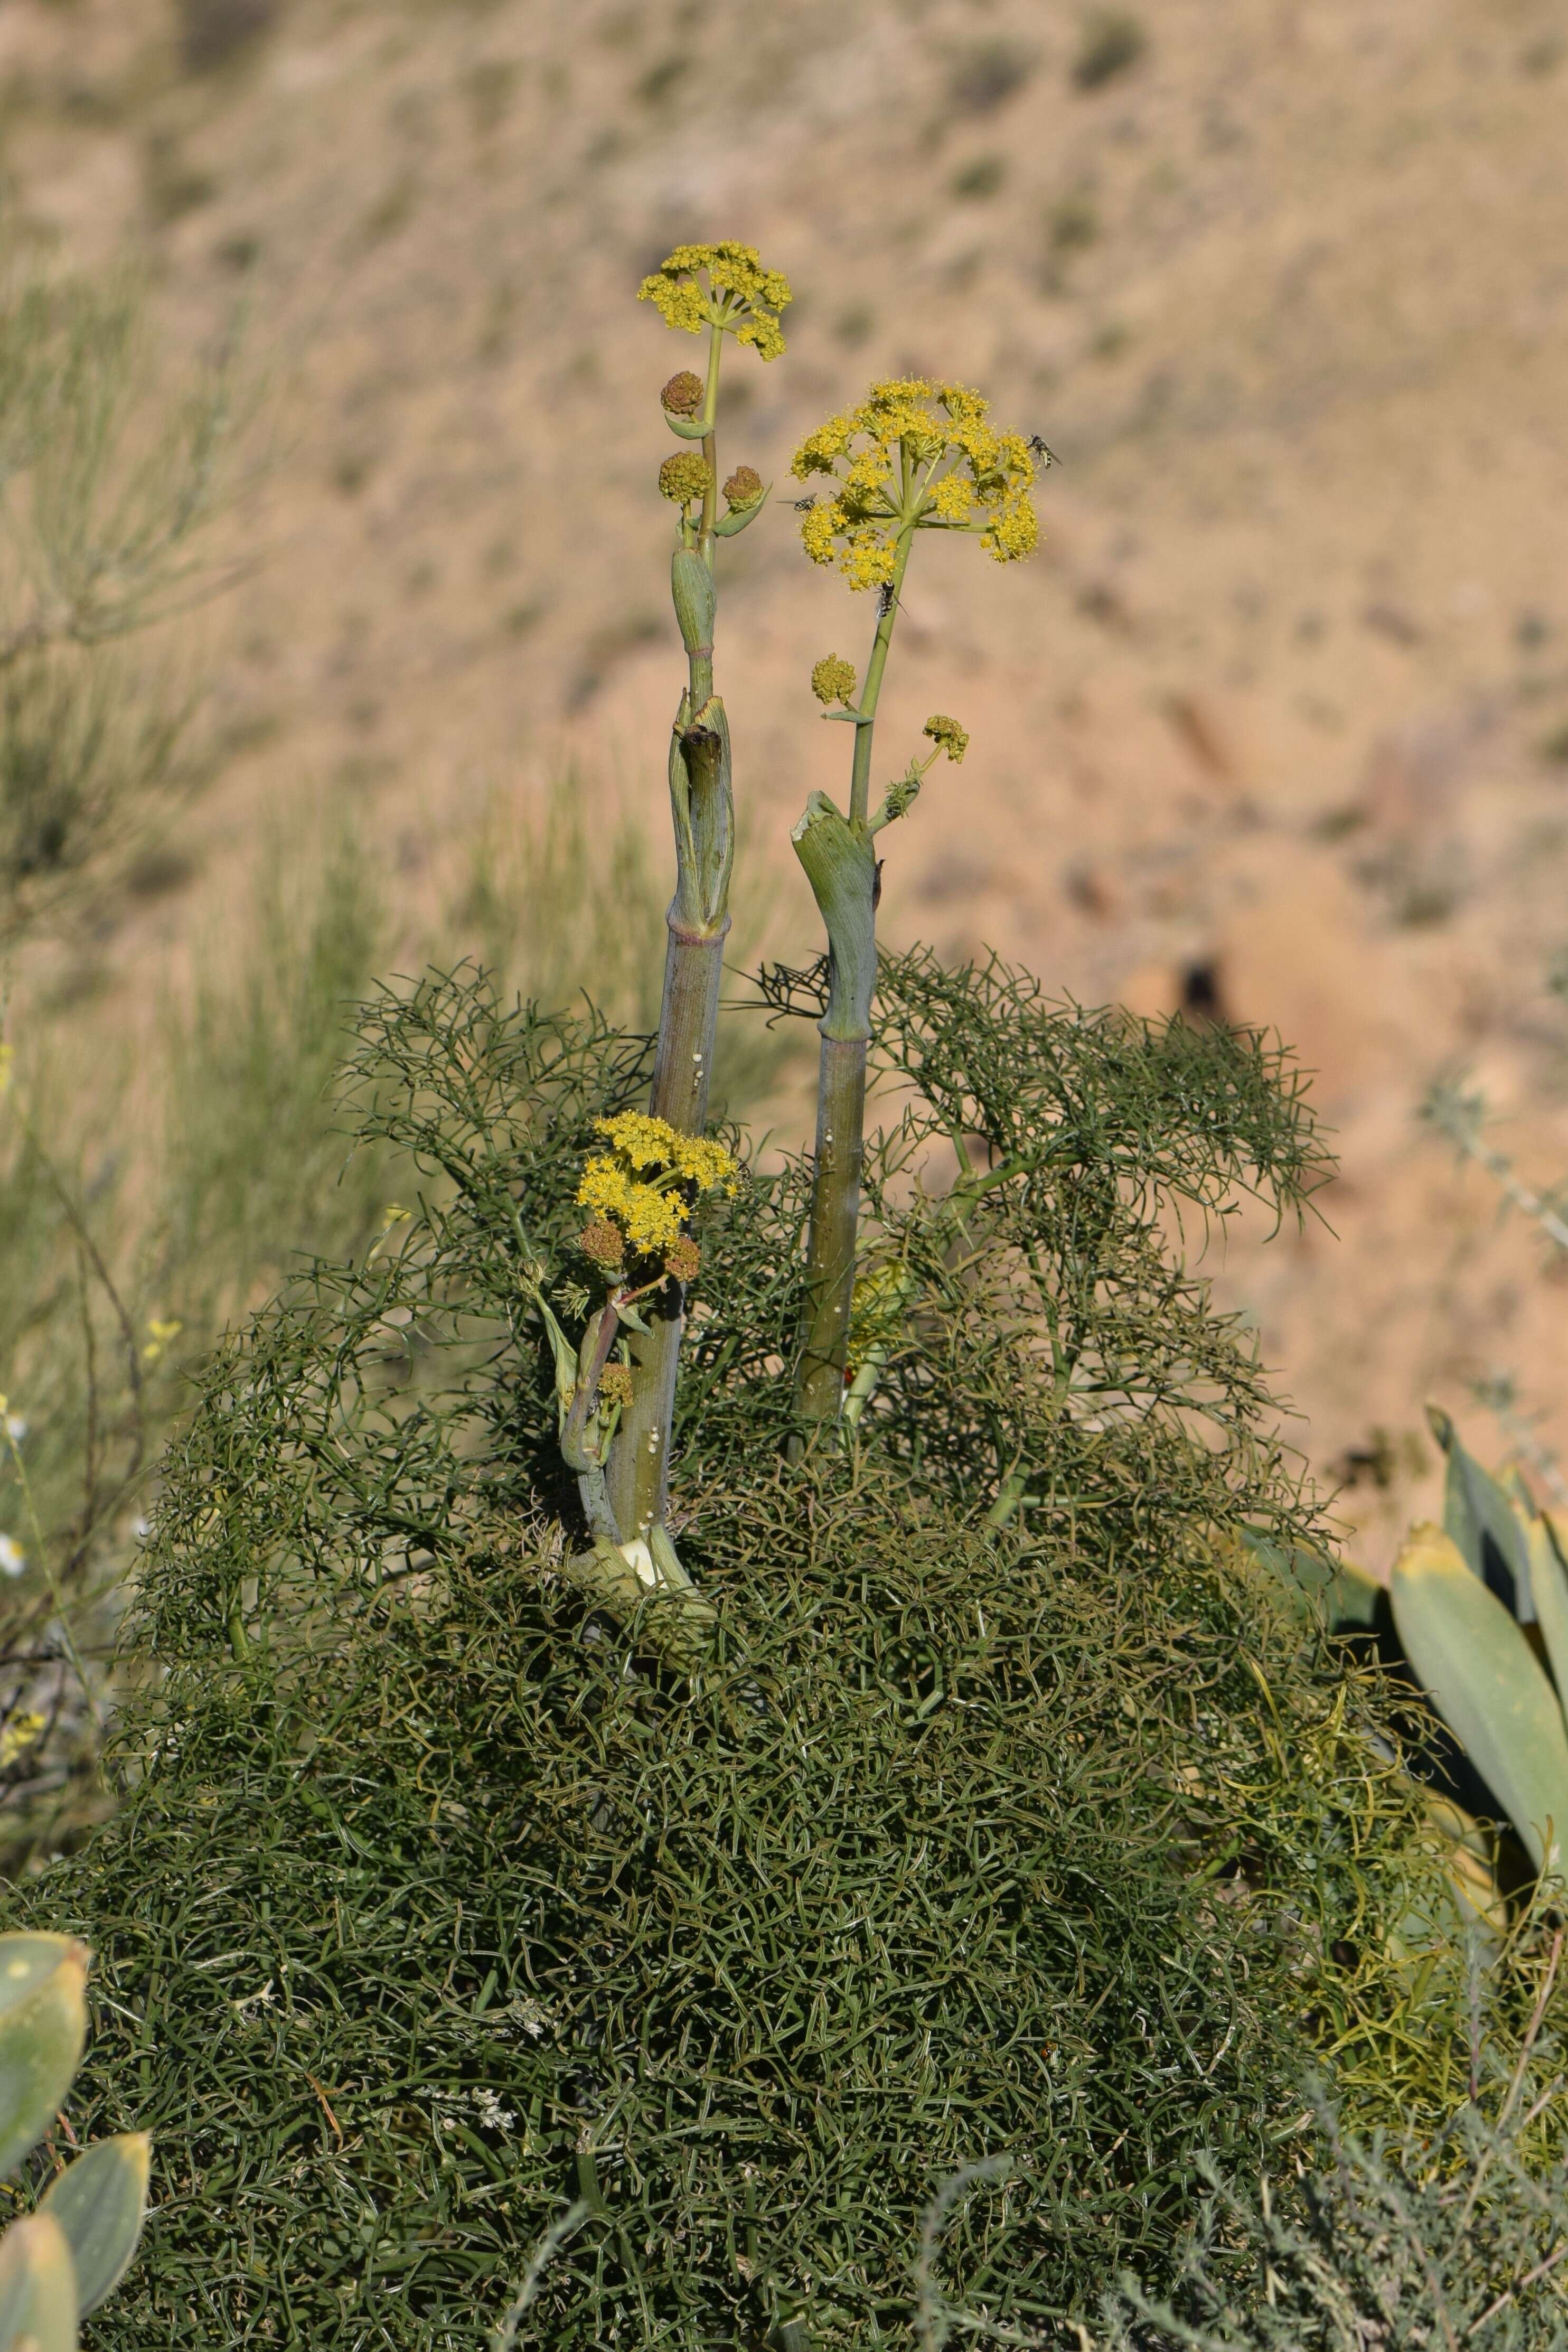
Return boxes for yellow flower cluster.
[811,653,858,705]
[577,1160,684,1256]
[923,714,969,762]
[637,243,793,362]
[660,452,713,507]
[791,378,1038,588]
[593,1112,739,1194]
[576,1113,741,1276]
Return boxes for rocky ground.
[3,0,1567,1566]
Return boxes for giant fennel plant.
[0,246,1494,2350]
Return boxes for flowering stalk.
[788,380,1042,1431]
[604,246,788,1549]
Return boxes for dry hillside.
[4,0,1568,1565]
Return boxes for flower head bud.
[661,369,705,416]
[659,452,714,507]
[664,1235,701,1285]
[597,1361,634,1409]
[811,654,858,706]
[578,1219,626,1271]
[722,464,764,510]
[923,714,969,763]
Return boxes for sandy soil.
[4,0,1568,1565]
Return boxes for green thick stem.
[790,530,914,1429]
[605,327,734,1547]
[608,913,728,1541]
[795,1035,869,1424]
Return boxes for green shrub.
[1073,12,1148,91]
[0,957,1469,2346]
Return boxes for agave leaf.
[1425,1403,1537,1622]
[38,2134,149,2316]
[0,1938,89,2180]
[0,2211,79,2352]
[1528,1514,1568,1717]
[1391,1523,1568,1876]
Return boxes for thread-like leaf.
[0,2211,79,2352]
[1391,1523,1568,1875]
[38,2134,149,2316]
[0,1937,89,2179]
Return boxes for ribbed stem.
[608,917,727,1540]
[795,1034,868,1425]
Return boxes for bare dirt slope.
[4,0,1567,1562]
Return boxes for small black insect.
[792,495,816,512]
[877,582,897,617]
[1026,434,1060,466]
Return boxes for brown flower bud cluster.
[661,369,705,416]
[578,1219,625,1272]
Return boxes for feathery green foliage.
[1106,2020,1568,2352]
[0,958,1477,2347]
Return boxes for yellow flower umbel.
[576,1112,740,1286]
[792,379,1038,589]
[638,242,792,362]
[788,377,1049,1437]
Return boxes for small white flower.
[4,1416,26,1448]
[472,2089,516,2134]
[0,1535,25,1578]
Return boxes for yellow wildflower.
[577,1160,684,1255]
[923,714,969,762]
[790,378,1040,588]
[637,242,792,362]
[0,1711,44,1769]
[659,452,713,507]
[597,1361,634,1409]
[811,654,857,705]
[142,1316,183,1367]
